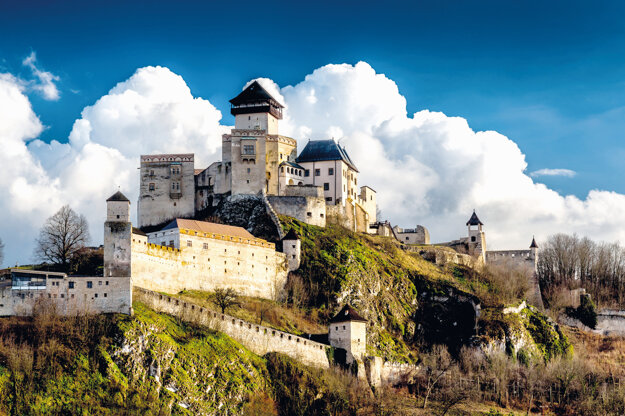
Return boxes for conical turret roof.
[466,210,483,226]
[107,190,130,202]
[530,236,538,248]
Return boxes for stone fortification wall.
[326,201,370,233]
[134,287,330,368]
[596,310,625,336]
[365,356,420,389]
[0,275,132,317]
[131,231,287,300]
[267,195,326,227]
[404,245,478,268]
[394,225,430,245]
[284,185,324,198]
[486,250,535,269]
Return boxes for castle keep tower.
[104,191,132,277]
[224,81,297,195]
[466,210,486,260]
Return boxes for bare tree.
[35,205,90,270]
[0,238,4,266]
[211,288,241,314]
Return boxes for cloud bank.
[1,59,625,266]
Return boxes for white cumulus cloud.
[1,66,228,266]
[2,60,625,266]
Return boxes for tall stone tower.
[223,81,297,195]
[104,191,132,277]
[282,229,301,271]
[466,210,486,261]
[529,236,539,271]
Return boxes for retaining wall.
[134,287,330,368]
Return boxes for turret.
[104,191,132,277]
[328,305,367,364]
[466,210,486,261]
[529,236,539,268]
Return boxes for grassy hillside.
[280,216,570,362]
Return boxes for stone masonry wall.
[131,231,288,300]
[267,195,326,227]
[134,287,330,368]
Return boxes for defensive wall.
[131,229,287,300]
[365,356,420,389]
[267,194,326,227]
[403,245,479,268]
[134,287,330,368]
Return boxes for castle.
[0,80,547,375]
[137,81,377,232]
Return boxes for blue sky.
[3,0,625,264]
[2,0,625,198]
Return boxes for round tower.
[529,236,539,269]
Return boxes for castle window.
[99,281,102,286]
[171,181,180,191]
[116,215,120,219]
[149,183,155,191]
[315,169,320,176]
[169,240,174,246]
[335,326,338,331]
[187,240,192,247]
[203,243,208,250]
[150,169,154,176]
[280,153,283,160]
[326,197,332,202]
[328,168,334,175]
[343,325,346,330]
[471,236,476,242]
[170,165,181,175]
[304,170,310,177]
[87,281,92,289]
[106,281,109,286]
[68,281,74,289]
[247,167,251,174]
[280,167,284,173]
[323,183,330,191]
[104,293,107,298]
[161,241,166,246]
[307,212,312,217]
[60,294,64,299]
[94,294,98,298]
[406,237,409,241]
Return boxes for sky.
[2,0,625,265]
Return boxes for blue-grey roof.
[296,140,358,172]
[280,161,305,170]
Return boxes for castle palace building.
[139,81,377,232]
